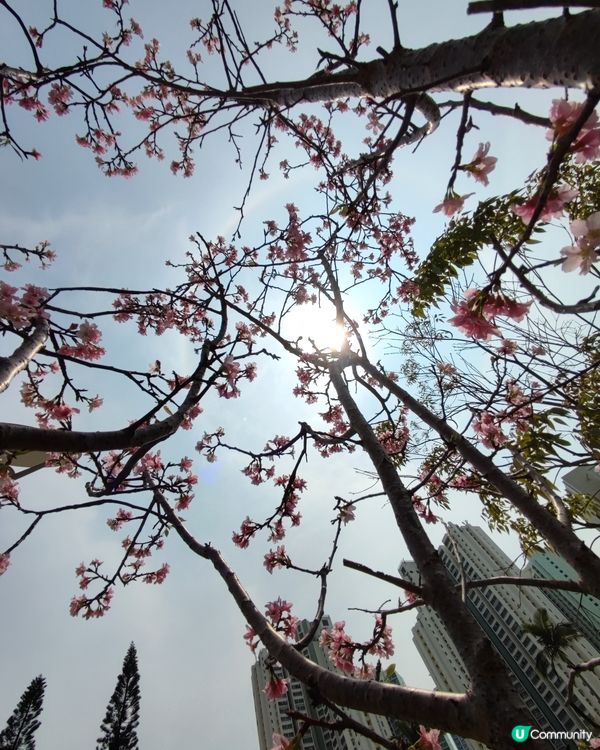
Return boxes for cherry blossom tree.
[1,2,600,749]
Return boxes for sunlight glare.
[286,304,348,352]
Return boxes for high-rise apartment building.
[400,525,600,750]
[251,616,398,750]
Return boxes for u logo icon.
[511,726,532,742]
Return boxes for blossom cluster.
[560,211,600,275]
[0,282,48,329]
[547,98,600,162]
[70,560,116,619]
[434,142,496,217]
[472,411,508,450]
[58,321,106,361]
[511,182,577,225]
[0,476,19,506]
[233,472,305,547]
[0,552,10,576]
[243,598,299,656]
[319,615,394,677]
[264,545,290,573]
[1,239,55,272]
[264,675,289,701]
[448,289,531,341]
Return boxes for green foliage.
[409,157,600,318]
[564,491,600,524]
[97,643,141,750]
[557,160,600,220]
[478,488,546,555]
[514,407,570,473]
[522,608,580,676]
[410,193,522,317]
[0,676,46,750]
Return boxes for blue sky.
[0,2,592,748]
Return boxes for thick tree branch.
[328,359,533,748]
[155,491,498,745]
[468,1,600,13]
[0,341,214,453]
[0,320,48,394]
[240,11,600,106]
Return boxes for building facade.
[524,551,600,653]
[400,525,600,750]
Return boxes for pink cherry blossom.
[436,362,457,376]
[338,503,356,524]
[106,508,133,531]
[547,99,600,162]
[369,614,395,658]
[265,598,298,638]
[243,625,259,653]
[451,474,470,489]
[548,99,589,139]
[47,83,73,115]
[0,476,19,503]
[560,244,598,274]
[264,591,291,615]
[419,726,442,750]
[448,290,531,340]
[0,553,10,576]
[560,211,600,274]
[271,734,293,750]
[264,676,289,700]
[319,621,355,673]
[472,411,507,449]
[264,545,289,573]
[433,191,474,217]
[447,300,500,340]
[144,562,170,584]
[497,339,518,355]
[511,184,578,224]
[232,516,258,548]
[483,296,531,322]
[461,142,497,185]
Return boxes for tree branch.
[343,558,424,596]
[355,356,600,599]
[154,490,496,744]
[0,320,48,394]
[468,0,600,14]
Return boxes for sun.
[285,304,348,352]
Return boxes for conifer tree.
[0,676,46,750]
[97,643,141,750]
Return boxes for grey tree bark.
[240,10,599,106]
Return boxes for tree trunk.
[328,361,543,750]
